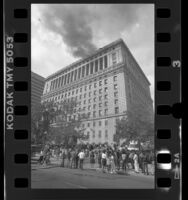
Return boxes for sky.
[31,4,154,101]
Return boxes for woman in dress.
[133,151,139,173]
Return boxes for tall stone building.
[41,39,153,144]
[31,72,45,108]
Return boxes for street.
[32,166,154,189]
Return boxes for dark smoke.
[41,5,97,58]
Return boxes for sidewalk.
[32,156,154,177]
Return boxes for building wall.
[31,72,45,108]
[41,39,153,144]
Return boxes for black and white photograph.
[31,4,155,189]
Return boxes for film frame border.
[4,0,181,199]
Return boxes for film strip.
[4,0,182,200]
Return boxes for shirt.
[78,152,85,159]
[122,154,126,160]
[102,153,107,159]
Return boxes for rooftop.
[46,38,124,80]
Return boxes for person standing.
[106,153,111,173]
[98,150,102,168]
[101,151,107,172]
[60,149,66,167]
[139,151,144,173]
[110,153,116,174]
[67,149,71,168]
[143,151,149,175]
[133,151,139,173]
[121,150,127,173]
[89,150,95,169]
[75,150,79,169]
[78,150,85,170]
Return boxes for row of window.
[48,55,109,92]
[44,53,120,94]
[83,119,108,128]
[43,75,117,100]
[87,130,108,139]
[79,106,119,118]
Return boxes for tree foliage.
[31,99,87,147]
[114,104,154,149]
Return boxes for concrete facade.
[32,72,45,108]
[41,39,153,144]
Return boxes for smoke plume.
[40,5,97,58]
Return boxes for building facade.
[41,39,153,144]
[32,72,45,108]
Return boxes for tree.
[114,104,154,149]
[31,99,87,147]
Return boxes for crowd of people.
[37,143,154,175]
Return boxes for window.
[105,120,108,126]
[80,94,82,99]
[93,131,95,138]
[88,105,91,110]
[93,121,96,126]
[104,94,108,99]
[112,52,117,65]
[78,68,81,79]
[115,107,119,114]
[72,90,74,95]
[113,76,117,81]
[85,86,87,91]
[99,121,102,126]
[93,111,96,117]
[84,100,86,104]
[83,107,86,111]
[74,69,77,81]
[90,62,94,74]
[104,87,108,92]
[104,101,108,106]
[86,64,89,76]
[71,71,74,82]
[99,57,103,70]
[99,96,102,101]
[82,123,85,128]
[94,97,96,102]
[114,92,118,97]
[89,85,92,89]
[94,90,97,95]
[99,103,102,107]
[98,131,101,138]
[88,112,91,117]
[93,104,96,109]
[114,84,118,90]
[99,89,102,94]
[99,81,102,86]
[95,59,98,72]
[94,83,97,88]
[114,99,118,105]
[87,132,90,138]
[105,130,108,138]
[89,92,91,97]
[87,122,90,127]
[99,110,102,116]
[84,93,86,98]
[88,99,91,103]
[67,73,71,84]
[104,79,108,84]
[105,109,108,115]
[82,65,85,77]
[68,92,71,96]
[104,55,108,68]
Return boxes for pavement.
[31,156,154,189]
